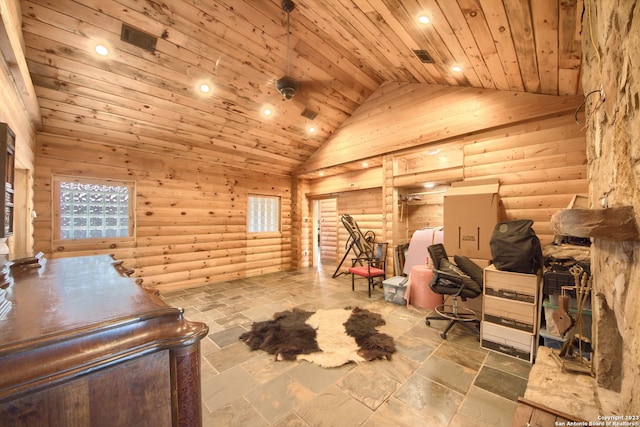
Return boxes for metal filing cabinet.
[480,264,542,363]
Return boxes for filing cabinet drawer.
[483,264,541,304]
[483,295,537,333]
[481,322,536,363]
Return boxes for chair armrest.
[433,269,464,285]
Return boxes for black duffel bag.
[490,219,542,274]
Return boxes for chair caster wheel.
[425,319,430,326]
[440,332,447,339]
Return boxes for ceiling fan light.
[276,76,299,99]
[281,0,295,13]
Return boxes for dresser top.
[0,254,168,350]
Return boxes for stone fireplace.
[582,0,640,413]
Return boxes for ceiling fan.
[276,0,299,100]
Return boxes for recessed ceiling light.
[95,45,109,56]
[451,65,463,72]
[308,126,316,133]
[199,84,210,93]
[262,104,275,117]
[424,182,435,189]
[362,162,369,168]
[318,171,324,177]
[418,15,431,24]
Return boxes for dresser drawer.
[481,322,536,363]
[483,265,540,304]
[483,295,537,333]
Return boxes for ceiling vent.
[413,49,435,64]
[121,24,157,53]
[300,108,318,120]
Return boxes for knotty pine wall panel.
[33,134,292,292]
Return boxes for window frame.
[247,194,281,235]
[52,175,136,245]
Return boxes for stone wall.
[582,0,640,412]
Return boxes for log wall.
[463,113,587,244]
[309,112,587,275]
[391,113,586,247]
[31,100,586,293]
[32,111,584,292]
[332,189,384,277]
[300,83,583,174]
[33,134,292,292]
[0,0,38,256]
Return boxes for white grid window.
[53,176,135,241]
[248,195,280,233]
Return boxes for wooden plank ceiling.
[20,0,583,178]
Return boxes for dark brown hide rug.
[239,307,396,368]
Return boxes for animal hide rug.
[239,307,396,368]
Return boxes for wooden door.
[318,198,337,265]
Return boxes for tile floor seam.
[443,349,490,426]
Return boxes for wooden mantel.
[550,205,640,241]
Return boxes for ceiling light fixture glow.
[362,162,369,168]
[263,107,272,116]
[199,84,210,93]
[95,45,109,56]
[418,15,431,24]
[451,65,463,72]
[308,126,316,133]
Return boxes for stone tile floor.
[160,265,532,427]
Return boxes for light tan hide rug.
[239,307,396,368]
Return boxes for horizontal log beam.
[550,206,640,241]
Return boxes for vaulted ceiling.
[19,0,583,177]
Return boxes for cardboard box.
[443,179,500,260]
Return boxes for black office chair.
[425,244,483,340]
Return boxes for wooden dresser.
[0,254,208,427]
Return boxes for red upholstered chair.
[348,242,388,297]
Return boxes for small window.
[53,175,135,242]
[248,194,280,233]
